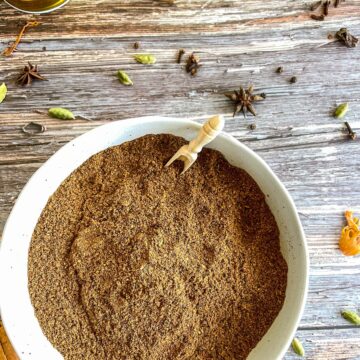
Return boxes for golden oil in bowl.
[5,0,69,13]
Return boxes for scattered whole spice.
[21,122,46,135]
[335,28,359,48]
[291,338,305,357]
[323,0,330,16]
[225,85,266,117]
[341,310,360,325]
[2,21,40,57]
[0,83,7,104]
[186,52,201,76]
[133,54,156,65]
[344,122,356,140]
[276,66,284,74]
[339,210,360,256]
[310,14,325,21]
[133,42,140,49]
[310,0,344,20]
[248,123,257,130]
[16,62,46,86]
[48,107,75,120]
[290,76,298,84]
[177,49,185,64]
[117,70,133,86]
[28,134,287,360]
[333,103,349,118]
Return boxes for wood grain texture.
[1,0,360,358]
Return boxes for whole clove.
[310,14,325,21]
[186,53,201,76]
[336,28,359,48]
[344,122,356,140]
[133,42,140,49]
[290,76,298,84]
[276,66,284,74]
[177,49,185,64]
[323,0,330,16]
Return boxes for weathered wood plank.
[1,0,360,358]
[285,328,360,359]
[1,34,360,128]
[0,0,359,38]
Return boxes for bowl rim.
[4,0,70,14]
[0,116,309,360]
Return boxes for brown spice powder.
[28,134,288,360]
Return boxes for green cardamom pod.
[117,70,133,86]
[133,54,156,65]
[48,107,75,120]
[0,83,7,104]
[291,338,305,356]
[334,103,349,118]
[341,310,360,325]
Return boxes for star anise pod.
[224,85,266,117]
[16,62,47,86]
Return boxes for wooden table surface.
[1,0,360,359]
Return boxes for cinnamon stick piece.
[0,321,19,360]
[0,342,7,360]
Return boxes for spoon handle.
[188,115,225,154]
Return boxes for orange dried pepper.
[2,21,40,57]
[339,210,360,256]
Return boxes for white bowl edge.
[0,116,309,360]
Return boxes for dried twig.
[2,21,40,57]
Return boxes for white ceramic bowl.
[0,117,309,360]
